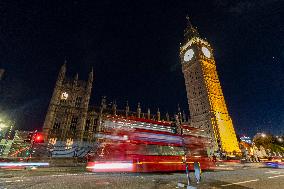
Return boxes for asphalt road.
[1,166,284,189]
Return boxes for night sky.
[0,0,284,137]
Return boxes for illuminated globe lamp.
[0,122,6,129]
[0,119,8,130]
[0,116,14,140]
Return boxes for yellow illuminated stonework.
[180,21,240,154]
[201,59,240,153]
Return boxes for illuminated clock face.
[61,92,68,100]
[184,49,194,62]
[202,46,211,58]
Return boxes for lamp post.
[182,137,191,187]
[174,115,196,189]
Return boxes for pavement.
[0,164,284,189]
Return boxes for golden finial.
[184,16,199,38]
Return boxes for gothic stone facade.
[42,63,94,142]
[180,19,240,154]
[42,65,181,142]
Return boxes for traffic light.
[33,133,44,143]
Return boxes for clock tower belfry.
[180,18,240,154]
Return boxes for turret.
[74,73,78,86]
[56,62,66,86]
[125,101,129,117]
[137,102,141,118]
[101,96,107,110]
[157,108,161,121]
[182,110,187,122]
[166,112,170,122]
[88,68,93,83]
[177,104,182,123]
[112,100,117,116]
[87,68,93,92]
[43,61,66,140]
[174,114,182,134]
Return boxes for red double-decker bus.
[86,116,215,172]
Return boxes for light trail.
[0,162,49,167]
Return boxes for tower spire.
[88,67,94,83]
[184,16,200,39]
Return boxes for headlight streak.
[0,162,49,168]
[87,161,133,172]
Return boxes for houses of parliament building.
[42,63,178,142]
[43,19,240,154]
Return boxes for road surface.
[1,166,284,188]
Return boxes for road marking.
[265,170,284,174]
[51,174,65,177]
[51,173,93,177]
[221,179,259,187]
[51,173,78,177]
[268,175,284,179]
[5,180,23,183]
[50,172,97,177]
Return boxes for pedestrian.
[194,161,201,183]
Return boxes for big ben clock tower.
[180,18,240,154]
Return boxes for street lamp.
[0,122,8,129]
[261,133,266,138]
